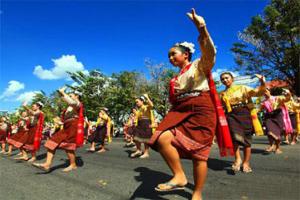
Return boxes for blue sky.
[0,0,269,112]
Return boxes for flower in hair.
[175,42,195,54]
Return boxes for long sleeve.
[197,35,216,74]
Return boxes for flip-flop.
[130,151,143,158]
[242,166,253,173]
[32,163,50,172]
[155,182,186,192]
[231,162,242,172]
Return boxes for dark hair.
[174,45,192,61]
[220,72,234,80]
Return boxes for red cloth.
[33,112,44,151]
[169,64,193,104]
[169,63,233,157]
[207,71,234,156]
[76,103,84,147]
[7,124,11,140]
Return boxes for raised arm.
[187,8,216,74]
[58,87,79,106]
[247,74,266,97]
[143,94,154,108]
[22,102,35,115]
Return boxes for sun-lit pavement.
[0,136,299,200]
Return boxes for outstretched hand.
[187,8,206,29]
[22,101,28,107]
[58,87,66,93]
[255,74,265,84]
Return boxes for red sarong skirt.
[44,119,78,151]
[149,92,216,161]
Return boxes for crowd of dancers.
[0,8,299,200]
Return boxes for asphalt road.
[0,136,299,200]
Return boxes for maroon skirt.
[0,130,7,143]
[23,126,39,151]
[226,106,253,147]
[0,129,7,143]
[264,109,284,141]
[44,119,78,151]
[7,128,29,147]
[88,124,107,145]
[8,126,37,150]
[133,119,152,143]
[289,112,296,131]
[149,92,216,161]
[127,126,134,136]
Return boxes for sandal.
[155,182,186,192]
[231,161,242,172]
[265,146,275,152]
[130,151,142,158]
[242,166,253,173]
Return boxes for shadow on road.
[207,158,232,171]
[251,148,270,155]
[129,167,193,200]
[36,153,47,160]
[124,150,136,158]
[207,158,237,175]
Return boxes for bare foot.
[283,140,290,145]
[232,159,242,172]
[87,148,95,152]
[14,156,29,161]
[97,148,106,153]
[275,149,283,154]
[62,165,77,172]
[3,151,12,156]
[191,192,202,200]
[290,141,296,145]
[130,151,142,158]
[27,157,36,163]
[265,146,275,152]
[139,154,149,159]
[32,163,50,172]
[242,164,253,173]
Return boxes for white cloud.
[16,91,41,102]
[0,80,25,100]
[33,55,87,80]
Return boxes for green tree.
[145,59,177,117]
[231,0,300,95]
[31,91,56,122]
[67,70,110,120]
[105,71,144,125]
